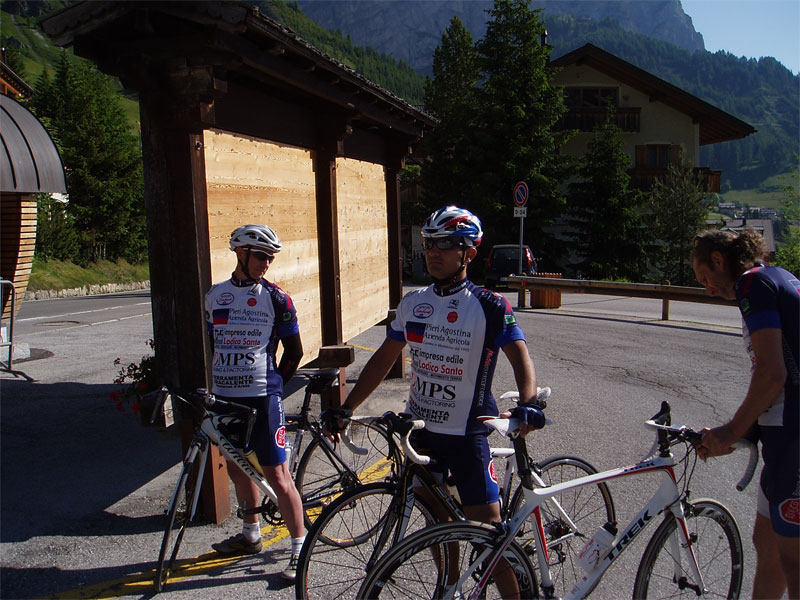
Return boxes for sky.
[681,0,799,75]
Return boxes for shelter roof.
[0,61,33,98]
[39,1,436,142]
[0,94,67,194]
[550,43,756,146]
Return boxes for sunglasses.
[248,249,274,262]
[422,238,467,251]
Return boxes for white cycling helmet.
[229,224,282,254]
[421,206,483,246]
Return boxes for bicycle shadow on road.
[0,379,182,544]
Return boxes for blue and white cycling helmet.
[421,206,483,247]
[229,224,282,254]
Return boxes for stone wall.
[24,281,150,301]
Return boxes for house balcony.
[628,167,721,193]
[556,106,641,132]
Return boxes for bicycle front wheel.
[295,419,399,525]
[633,498,743,599]
[509,455,616,594]
[357,521,539,600]
[296,482,436,600]
[154,444,202,592]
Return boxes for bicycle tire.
[154,445,202,591]
[357,521,539,600]
[295,481,437,600]
[632,498,743,600]
[508,455,616,595]
[294,419,399,527]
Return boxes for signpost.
[512,181,528,275]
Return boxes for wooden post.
[139,91,229,524]
[661,299,670,320]
[314,128,345,348]
[385,154,406,379]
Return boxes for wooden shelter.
[0,94,66,321]
[41,0,434,384]
[40,1,434,520]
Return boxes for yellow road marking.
[36,523,289,599]
[351,343,411,364]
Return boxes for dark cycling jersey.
[389,279,525,435]
[736,264,799,431]
[204,277,299,398]
[736,264,800,528]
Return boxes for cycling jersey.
[389,279,525,435]
[736,264,800,533]
[736,264,800,431]
[204,278,299,398]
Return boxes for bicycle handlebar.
[644,420,759,491]
[378,412,430,465]
[498,386,551,409]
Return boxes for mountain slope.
[297,0,705,75]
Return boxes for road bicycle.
[358,400,758,599]
[151,368,398,592]
[296,388,616,600]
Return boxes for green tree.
[774,157,800,276]
[566,111,648,280]
[30,53,146,264]
[35,193,80,261]
[471,0,570,259]
[420,16,480,211]
[647,150,712,285]
[1,39,27,81]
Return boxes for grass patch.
[29,258,150,291]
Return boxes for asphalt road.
[0,290,758,599]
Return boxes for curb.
[24,280,151,301]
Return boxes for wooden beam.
[139,94,226,523]
[314,130,344,347]
[384,151,405,379]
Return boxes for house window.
[564,87,618,108]
[647,145,671,168]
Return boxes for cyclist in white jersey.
[204,224,305,580]
[332,206,544,529]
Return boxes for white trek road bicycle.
[358,400,758,599]
[296,389,616,599]
[151,368,398,592]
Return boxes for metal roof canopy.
[0,94,66,194]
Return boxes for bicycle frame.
[162,413,280,525]
[463,436,700,600]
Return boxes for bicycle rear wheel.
[357,521,538,600]
[154,444,203,592]
[633,498,743,599]
[509,455,615,594]
[295,419,399,526]
[295,481,436,600]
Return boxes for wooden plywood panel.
[204,129,322,365]
[336,157,390,341]
[0,194,36,321]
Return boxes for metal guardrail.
[0,278,17,370]
[506,274,736,320]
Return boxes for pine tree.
[647,150,713,285]
[471,0,570,257]
[566,111,648,280]
[420,16,479,211]
[30,52,146,264]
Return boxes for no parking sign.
[513,181,529,207]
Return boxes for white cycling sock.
[291,536,306,556]
[243,521,261,542]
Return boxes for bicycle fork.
[166,437,209,523]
